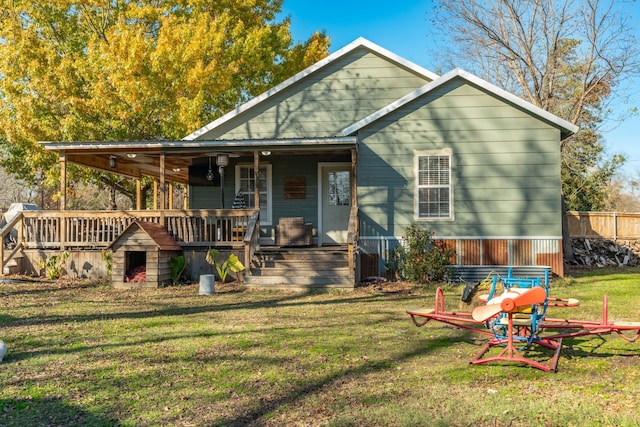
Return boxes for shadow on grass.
[561,335,640,359]
[215,330,477,426]
[5,288,419,330]
[0,397,121,427]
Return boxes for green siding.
[200,48,431,140]
[357,78,563,239]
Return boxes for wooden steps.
[244,246,353,290]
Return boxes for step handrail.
[1,211,25,275]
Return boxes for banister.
[346,205,359,279]
[1,211,25,275]
[243,210,260,281]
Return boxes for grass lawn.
[1,267,640,426]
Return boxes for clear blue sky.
[279,0,640,178]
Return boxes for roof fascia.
[182,37,439,141]
[39,136,357,152]
[342,68,579,139]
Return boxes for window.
[235,164,272,225]
[416,152,452,219]
[327,170,350,206]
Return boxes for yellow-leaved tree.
[0,0,330,207]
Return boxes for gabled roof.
[183,37,439,141]
[341,68,579,140]
[109,221,182,251]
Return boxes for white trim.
[40,136,357,151]
[317,162,352,246]
[342,68,579,138]
[235,163,273,226]
[183,37,438,141]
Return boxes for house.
[4,37,578,287]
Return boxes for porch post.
[183,185,189,209]
[159,153,166,210]
[351,148,357,207]
[135,178,142,210]
[254,151,260,209]
[159,153,166,224]
[59,151,68,250]
[59,151,67,211]
[168,182,174,209]
[153,180,158,209]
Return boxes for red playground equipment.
[406,270,640,372]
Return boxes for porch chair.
[275,217,313,247]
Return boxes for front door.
[319,163,351,245]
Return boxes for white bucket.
[198,274,215,295]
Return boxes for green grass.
[1,268,640,426]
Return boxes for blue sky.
[279,0,640,178]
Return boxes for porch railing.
[1,209,259,274]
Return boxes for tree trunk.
[108,186,117,210]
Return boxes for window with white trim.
[235,164,272,225]
[416,152,452,219]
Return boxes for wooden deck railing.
[1,209,259,274]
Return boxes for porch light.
[261,151,271,156]
[216,153,229,167]
[126,153,137,158]
[109,155,117,168]
[172,167,181,172]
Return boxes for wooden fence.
[567,211,640,240]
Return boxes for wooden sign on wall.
[284,177,306,199]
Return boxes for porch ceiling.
[40,137,357,184]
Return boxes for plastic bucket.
[199,274,215,295]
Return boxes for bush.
[392,224,454,283]
[39,251,70,280]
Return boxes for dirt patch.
[356,278,422,294]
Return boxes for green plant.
[39,251,70,280]
[101,249,112,278]
[169,255,187,285]
[394,224,454,283]
[206,248,245,282]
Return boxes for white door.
[319,164,351,245]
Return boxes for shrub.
[393,224,454,283]
[205,248,245,282]
[169,255,187,285]
[39,251,70,280]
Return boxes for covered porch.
[1,138,360,288]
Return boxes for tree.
[603,177,640,212]
[430,0,639,259]
[0,0,330,207]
